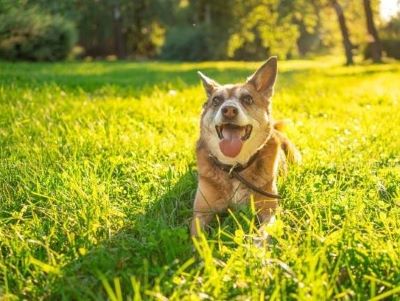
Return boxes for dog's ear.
[247,56,277,96]
[198,71,219,97]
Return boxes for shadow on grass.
[2,60,398,100]
[0,61,317,98]
[324,66,400,78]
[49,169,197,300]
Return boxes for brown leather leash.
[208,152,282,199]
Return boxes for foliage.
[381,13,400,39]
[364,38,400,59]
[0,0,394,61]
[0,58,399,299]
[160,0,234,60]
[71,0,167,58]
[381,13,400,59]
[0,6,77,61]
[364,13,400,60]
[381,39,400,59]
[161,25,212,61]
[226,0,298,60]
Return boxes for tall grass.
[0,58,399,300]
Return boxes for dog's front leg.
[191,211,214,237]
[253,181,279,239]
[255,198,278,225]
[253,199,278,247]
[191,178,227,237]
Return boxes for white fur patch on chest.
[227,175,273,206]
[229,179,251,205]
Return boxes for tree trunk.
[331,0,354,65]
[363,0,382,63]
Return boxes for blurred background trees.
[0,0,399,62]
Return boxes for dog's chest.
[225,168,273,206]
[228,179,252,205]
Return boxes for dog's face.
[198,57,277,165]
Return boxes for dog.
[191,57,301,237]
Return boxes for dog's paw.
[253,232,271,248]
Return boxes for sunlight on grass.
[0,58,399,300]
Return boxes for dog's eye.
[212,96,223,106]
[241,95,253,105]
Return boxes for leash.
[208,152,282,199]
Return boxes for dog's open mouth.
[215,124,252,158]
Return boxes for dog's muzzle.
[215,124,253,158]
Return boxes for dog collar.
[208,149,260,173]
[208,150,282,199]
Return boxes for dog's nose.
[221,105,238,119]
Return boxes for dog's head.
[198,57,277,165]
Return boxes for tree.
[330,0,354,65]
[113,0,125,59]
[0,0,389,61]
[291,0,324,56]
[226,0,299,60]
[363,0,382,63]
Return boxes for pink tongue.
[219,127,243,157]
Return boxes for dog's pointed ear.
[198,71,220,97]
[246,56,277,96]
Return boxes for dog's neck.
[208,148,261,173]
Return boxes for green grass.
[0,57,399,300]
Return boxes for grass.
[0,57,399,300]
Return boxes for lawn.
[0,57,399,300]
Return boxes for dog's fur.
[191,57,301,236]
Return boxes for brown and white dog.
[191,57,301,237]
